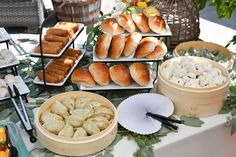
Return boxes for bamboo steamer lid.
[157,56,230,117]
[174,41,234,70]
[35,91,118,156]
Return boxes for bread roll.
[46,27,70,36]
[95,33,112,59]
[101,18,124,35]
[129,63,150,86]
[135,37,158,58]
[109,64,132,86]
[148,15,166,34]
[44,34,69,45]
[115,14,136,33]
[89,63,110,86]
[71,68,96,87]
[131,13,150,33]
[145,40,167,59]
[108,34,125,59]
[122,32,142,57]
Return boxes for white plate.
[0,27,11,42]
[0,49,19,69]
[33,50,84,86]
[0,76,30,101]
[79,78,154,91]
[30,23,84,58]
[117,93,174,135]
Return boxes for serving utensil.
[8,85,36,143]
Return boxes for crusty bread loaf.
[101,18,124,35]
[122,32,142,57]
[89,63,111,86]
[71,68,96,87]
[115,14,136,33]
[148,15,166,34]
[108,34,125,59]
[129,63,150,86]
[135,37,158,58]
[131,13,150,33]
[109,64,132,86]
[95,33,113,59]
[145,40,167,59]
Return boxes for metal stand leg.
[6,41,9,49]
[24,95,28,103]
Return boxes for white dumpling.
[94,106,114,120]
[43,120,65,134]
[170,77,184,86]
[0,60,6,66]
[75,97,93,109]
[162,67,172,79]
[209,67,222,77]
[89,116,110,130]
[186,72,197,79]
[0,87,9,98]
[0,79,7,87]
[85,101,102,111]
[182,76,190,83]
[185,79,200,88]
[198,75,208,87]
[70,108,93,119]
[73,127,88,138]
[65,115,85,127]
[51,100,69,117]
[196,64,204,75]
[201,61,212,71]
[61,97,75,111]
[4,74,16,85]
[58,124,74,138]
[41,111,63,124]
[83,119,100,135]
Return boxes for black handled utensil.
[8,85,37,143]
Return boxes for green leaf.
[86,25,94,34]
[219,107,231,114]
[0,108,12,120]
[180,116,204,127]
[134,147,154,157]
[36,99,45,106]
[156,126,171,136]
[104,152,113,157]
[231,117,236,135]
[134,6,142,13]
[230,86,236,95]
[195,0,207,10]
[43,152,54,157]
[96,153,105,157]
[9,112,20,123]
[105,134,122,151]
[26,107,34,118]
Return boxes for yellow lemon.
[137,2,148,10]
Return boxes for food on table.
[115,14,136,33]
[148,15,166,34]
[178,47,228,63]
[72,63,150,87]
[109,64,132,86]
[0,74,17,99]
[131,13,150,33]
[37,48,82,83]
[40,96,114,138]
[0,49,17,66]
[95,34,166,60]
[71,68,96,87]
[122,32,142,57]
[95,33,112,59]
[108,34,125,59]
[129,63,151,86]
[0,127,10,157]
[88,63,111,86]
[143,6,160,17]
[135,37,158,58]
[35,22,80,54]
[145,40,167,59]
[162,57,227,88]
[100,18,124,35]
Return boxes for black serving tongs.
[146,112,184,130]
[8,85,37,143]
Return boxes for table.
[0,27,11,49]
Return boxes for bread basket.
[157,56,230,117]
[174,41,234,70]
[35,91,118,156]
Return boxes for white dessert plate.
[117,93,174,135]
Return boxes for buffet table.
[16,110,236,157]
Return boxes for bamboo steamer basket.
[35,91,118,156]
[157,56,230,117]
[174,41,234,70]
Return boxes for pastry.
[115,14,136,33]
[95,33,112,59]
[122,32,142,57]
[145,40,167,59]
[129,63,150,86]
[108,34,125,59]
[44,34,69,45]
[89,63,110,86]
[131,13,150,33]
[35,43,61,54]
[71,68,96,87]
[37,71,64,83]
[101,18,124,35]
[135,37,158,58]
[148,15,166,34]
[46,27,70,37]
[109,64,132,86]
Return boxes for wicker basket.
[155,0,200,48]
[52,0,101,25]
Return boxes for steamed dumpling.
[0,87,8,98]
[94,106,114,120]
[4,74,16,85]
[83,119,100,135]
[41,111,63,124]
[85,101,102,111]
[70,108,93,119]
[43,120,65,134]
[51,100,69,116]
[61,97,75,111]
[65,115,85,127]
[58,124,74,138]
[73,127,88,138]
[0,79,7,87]
[89,116,110,130]
[75,97,93,109]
